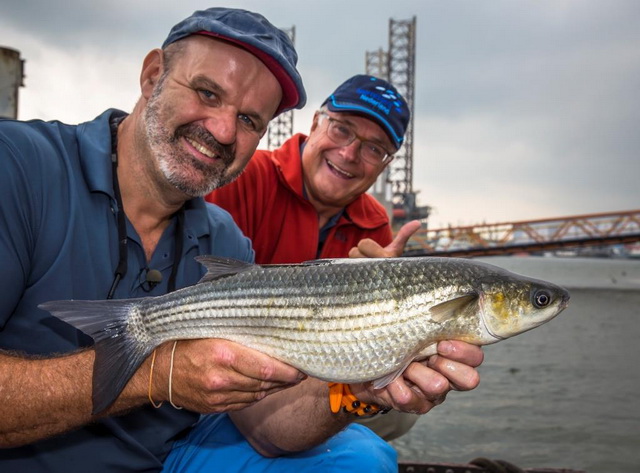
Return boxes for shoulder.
[0,118,79,177]
[348,193,391,226]
[0,119,54,158]
[0,119,77,207]
[202,202,255,262]
[239,148,279,180]
[206,149,278,205]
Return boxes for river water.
[391,257,640,473]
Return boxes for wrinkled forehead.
[169,36,282,119]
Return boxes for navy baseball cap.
[162,8,306,116]
[322,75,410,149]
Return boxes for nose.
[338,139,361,163]
[203,111,237,146]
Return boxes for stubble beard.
[143,76,240,197]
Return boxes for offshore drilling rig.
[266,18,430,228]
[365,17,431,228]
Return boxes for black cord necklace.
[106,115,183,299]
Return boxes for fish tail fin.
[39,298,153,415]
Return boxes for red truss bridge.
[404,209,640,257]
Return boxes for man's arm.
[0,340,303,448]
[0,349,120,448]
[229,340,483,457]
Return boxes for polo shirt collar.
[76,108,127,198]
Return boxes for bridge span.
[403,209,640,257]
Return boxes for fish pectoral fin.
[195,255,257,283]
[429,294,478,323]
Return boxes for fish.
[39,256,570,414]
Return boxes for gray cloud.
[1,0,638,225]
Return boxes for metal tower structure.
[365,48,389,79]
[267,26,296,150]
[386,17,416,211]
[365,48,393,218]
[366,17,430,226]
[0,46,25,119]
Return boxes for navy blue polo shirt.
[0,109,254,472]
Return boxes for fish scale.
[40,255,570,414]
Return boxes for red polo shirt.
[205,134,392,264]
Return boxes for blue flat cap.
[163,8,306,115]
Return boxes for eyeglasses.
[318,112,394,166]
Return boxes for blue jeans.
[163,414,397,472]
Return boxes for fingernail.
[438,341,452,355]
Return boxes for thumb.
[385,220,422,257]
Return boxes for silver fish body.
[40,256,570,414]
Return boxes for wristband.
[328,382,390,417]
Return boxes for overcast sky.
[2,0,638,227]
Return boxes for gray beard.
[143,79,238,197]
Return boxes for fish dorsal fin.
[195,255,257,283]
[429,294,478,323]
[299,258,342,266]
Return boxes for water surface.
[391,258,640,473]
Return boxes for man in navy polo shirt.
[0,7,483,473]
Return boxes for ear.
[309,111,322,133]
[140,49,165,99]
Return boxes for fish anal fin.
[371,359,415,389]
[429,294,478,323]
[416,343,438,359]
[371,343,440,390]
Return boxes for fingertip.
[437,340,453,355]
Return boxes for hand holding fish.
[226,340,484,457]
[147,338,305,413]
[348,219,422,258]
[350,340,484,414]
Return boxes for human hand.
[149,339,305,413]
[351,340,483,415]
[348,220,421,258]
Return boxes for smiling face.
[141,36,282,197]
[301,110,395,217]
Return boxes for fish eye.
[532,289,552,308]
